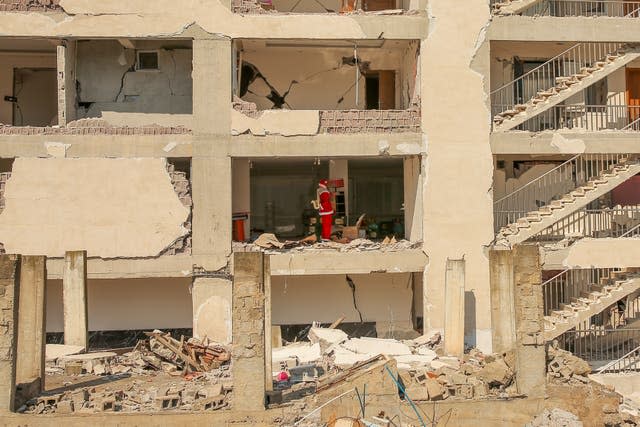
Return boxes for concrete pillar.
[62,251,88,350]
[444,258,465,358]
[192,38,231,135]
[489,249,517,354]
[513,245,546,398]
[232,252,266,411]
[57,41,77,126]
[403,155,423,241]
[192,277,232,344]
[232,158,251,240]
[0,255,20,412]
[191,155,232,270]
[16,256,46,395]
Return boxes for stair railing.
[490,42,624,123]
[596,342,640,373]
[543,267,617,315]
[494,153,630,232]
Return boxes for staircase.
[544,268,640,341]
[491,42,640,131]
[494,153,640,247]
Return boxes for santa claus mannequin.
[317,179,333,240]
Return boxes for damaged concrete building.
[1,0,640,425]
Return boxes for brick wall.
[319,109,421,133]
[0,255,19,412]
[232,96,261,119]
[231,0,268,14]
[163,162,192,256]
[0,0,61,11]
[0,124,191,136]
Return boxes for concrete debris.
[235,236,421,254]
[45,344,85,362]
[547,346,591,383]
[22,369,232,414]
[308,327,348,352]
[342,337,412,356]
[525,408,583,427]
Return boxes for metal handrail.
[597,343,640,373]
[494,153,630,232]
[515,104,640,132]
[621,222,640,237]
[542,268,618,315]
[521,1,640,17]
[490,42,624,121]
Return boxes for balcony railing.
[521,1,640,17]
[533,205,640,242]
[513,104,640,132]
[557,328,640,372]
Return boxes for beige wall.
[271,273,416,336]
[0,52,57,125]
[76,40,192,126]
[46,277,193,332]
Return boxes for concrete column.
[232,158,251,240]
[192,38,231,135]
[232,252,266,411]
[0,255,20,412]
[62,251,88,350]
[403,155,423,241]
[191,155,232,271]
[513,245,546,398]
[444,258,465,358]
[57,41,77,126]
[16,256,46,395]
[489,249,517,354]
[192,277,232,344]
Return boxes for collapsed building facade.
[0,0,640,425]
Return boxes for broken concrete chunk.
[425,378,445,401]
[308,327,348,353]
[477,359,514,387]
[253,233,285,249]
[341,337,412,356]
[46,344,85,362]
[272,342,321,365]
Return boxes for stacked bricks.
[163,162,192,256]
[0,0,61,11]
[232,252,266,411]
[0,173,11,255]
[0,124,191,136]
[513,244,546,397]
[231,0,268,14]
[0,255,20,412]
[319,109,421,133]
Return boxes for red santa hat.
[319,179,328,188]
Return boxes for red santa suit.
[318,180,333,240]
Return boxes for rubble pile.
[235,233,422,253]
[546,346,591,385]
[25,330,233,414]
[525,408,583,427]
[272,328,517,402]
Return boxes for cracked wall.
[238,40,418,110]
[0,158,190,258]
[76,40,193,128]
[421,0,494,353]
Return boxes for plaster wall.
[421,0,494,353]
[271,273,415,336]
[240,41,417,110]
[553,237,640,268]
[76,40,192,126]
[45,277,193,332]
[0,158,190,258]
[0,53,56,125]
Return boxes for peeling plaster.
[231,108,319,136]
[44,141,71,157]
[396,143,422,155]
[550,133,586,153]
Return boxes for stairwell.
[494,154,640,247]
[544,268,640,341]
[491,43,640,132]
